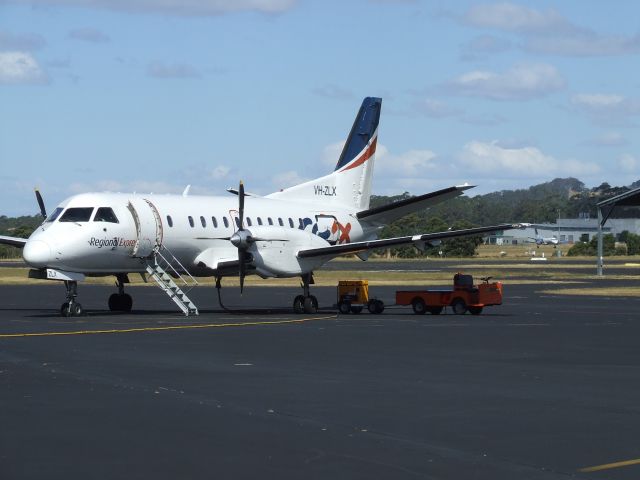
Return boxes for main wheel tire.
[122,294,133,312]
[108,293,120,311]
[350,306,363,314]
[72,303,84,316]
[303,296,317,314]
[412,298,427,315]
[468,306,483,315]
[451,299,467,315]
[428,306,443,315]
[293,295,305,314]
[338,301,351,314]
[60,302,71,317]
[374,300,385,314]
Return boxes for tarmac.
[1,272,640,479]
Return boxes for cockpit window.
[94,207,119,223]
[46,207,64,223]
[59,207,94,223]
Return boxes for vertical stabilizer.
[266,97,382,211]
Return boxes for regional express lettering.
[88,237,136,248]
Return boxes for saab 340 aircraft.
[0,97,523,316]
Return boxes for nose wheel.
[60,280,83,317]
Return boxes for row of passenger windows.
[166,215,299,229]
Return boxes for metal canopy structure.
[596,186,640,275]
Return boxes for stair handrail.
[154,245,199,291]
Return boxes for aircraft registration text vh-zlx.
[0,97,524,316]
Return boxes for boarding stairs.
[144,246,199,316]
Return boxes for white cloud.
[619,154,638,173]
[147,61,200,79]
[525,32,640,57]
[271,170,309,189]
[0,31,46,51]
[460,2,640,57]
[413,98,461,118]
[463,3,569,34]
[446,63,565,100]
[321,141,345,167]
[588,131,627,147]
[210,165,231,179]
[458,140,600,177]
[7,0,297,16]
[312,84,354,100]
[0,51,48,85]
[376,144,438,176]
[68,28,110,43]
[571,93,640,124]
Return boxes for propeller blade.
[238,249,246,294]
[35,188,47,219]
[238,181,245,230]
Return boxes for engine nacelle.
[248,226,330,277]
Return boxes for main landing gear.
[293,272,318,314]
[60,280,83,317]
[108,274,133,312]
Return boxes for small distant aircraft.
[0,97,524,316]
[528,227,562,246]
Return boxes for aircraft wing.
[356,185,474,226]
[0,235,27,248]
[297,223,524,260]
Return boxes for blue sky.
[1,0,639,216]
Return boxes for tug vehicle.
[395,273,503,315]
[337,280,384,314]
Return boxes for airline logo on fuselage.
[88,237,136,249]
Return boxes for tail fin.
[266,97,382,211]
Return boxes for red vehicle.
[395,273,503,315]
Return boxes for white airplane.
[530,228,559,246]
[0,97,523,316]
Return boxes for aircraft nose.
[23,239,51,268]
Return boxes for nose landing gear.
[60,280,83,317]
[293,272,318,314]
[108,274,133,312]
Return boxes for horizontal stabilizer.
[0,235,27,248]
[357,185,474,225]
[298,223,525,260]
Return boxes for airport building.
[488,217,640,245]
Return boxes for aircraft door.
[127,198,163,258]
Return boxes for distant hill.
[371,177,640,225]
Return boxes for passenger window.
[278,218,284,226]
[212,216,218,228]
[247,217,252,227]
[223,217,229,228]
[59,207,94,223]
[288,218,294,228]
[268,217,273,226]
[167,215,173,227]
[94,207,119,223]
[235,217,240,228]
[188,216,194,228]
[257,217,263,226]
[298,218,303,228]
[46,207,64,223]
[200,216,206,228]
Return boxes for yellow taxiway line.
[579,457,640,473]
[0,315,338,339]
